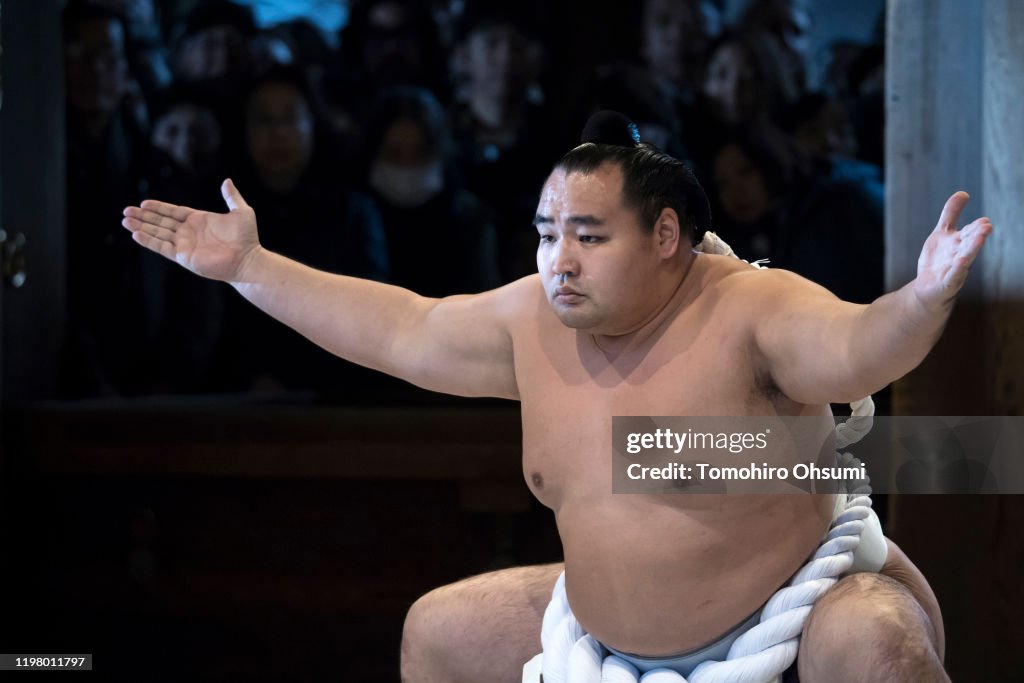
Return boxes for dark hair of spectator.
[63,0,127,41]
[279,18,333,67]
[361,85,453,170]
[183,0,256,38]
[339,0,445,72]
[586,64,675,129]
[554,139,711,246]
[715,128,798,199]
[847,45,884,93]
[779,91,831,133]
[454,0,546,44]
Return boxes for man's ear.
[654,207,681,259]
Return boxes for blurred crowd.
[62,0,886,401]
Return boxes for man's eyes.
[537,234,605,244]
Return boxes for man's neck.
[588,253,701,357]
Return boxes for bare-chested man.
[122,117,990,682]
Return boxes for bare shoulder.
[406,275,546,400]
[700,256,837,308]
[479,273,546,322]
[444,274,552,347]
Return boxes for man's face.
[642,0,704,82]
[712,143,772,224]
[364,1,423,85]
[465,23,533,97]
[534,164,664,334]
[703,43,757,124]
[176,25,247,81]
[152,104,222,173]
[245,82,314,178]
[65,18,128,114]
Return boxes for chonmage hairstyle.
[555,111,711,245]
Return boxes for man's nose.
[552,238,579,277]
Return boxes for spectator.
[783,92,857,161]
[150,87,225,186]
[639,0,714,105]
[709,130,883,304]
[450,0,559,281]
[62,0,161,396]
[362,86,500,297]
[273,19,360,147]
[144,87,230,392]
[171,0,256,111]
[219,66,390,394]
[89,0,173,101]
[248,27,297,77]
[686,30,795,169]
[709,129,795,263]
[781,92,882,206]
[335,0,449,116]
[739,0,811,96]
[277,18,335,92]
[845,44,885,169]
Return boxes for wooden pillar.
[887,1,1024,679]
[980,2,1024,680]
[983,0,1024,414]
[886,0,986,417]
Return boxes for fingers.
[131,228,177,260]
[137,199,190,222]
[121,214,177,242]
[960,219,992,257]
[936,191,970,232]
[123,206,181,231]
[943,218,992,290]
[221,178,250,212]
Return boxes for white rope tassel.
[835,396,874,449]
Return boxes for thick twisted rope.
[537,486,875,683]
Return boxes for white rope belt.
[529,457,875,682]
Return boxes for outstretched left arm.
[752,191,993,405]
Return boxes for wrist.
[232,244,269,287]
[909,278,955,318]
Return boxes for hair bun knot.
[580,110,640,147]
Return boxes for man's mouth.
[553,286,585,303]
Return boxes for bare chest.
[514,316,783,507]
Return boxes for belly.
[555,491,834,655]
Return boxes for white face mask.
[370,160,445,208]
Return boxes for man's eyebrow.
[531,215,605,226]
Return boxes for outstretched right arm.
[122,180,520,400]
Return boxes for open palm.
[122,179,262,282]
[914,191,993,312]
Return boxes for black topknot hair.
[553,110,711,245]
[580,110,640,147]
